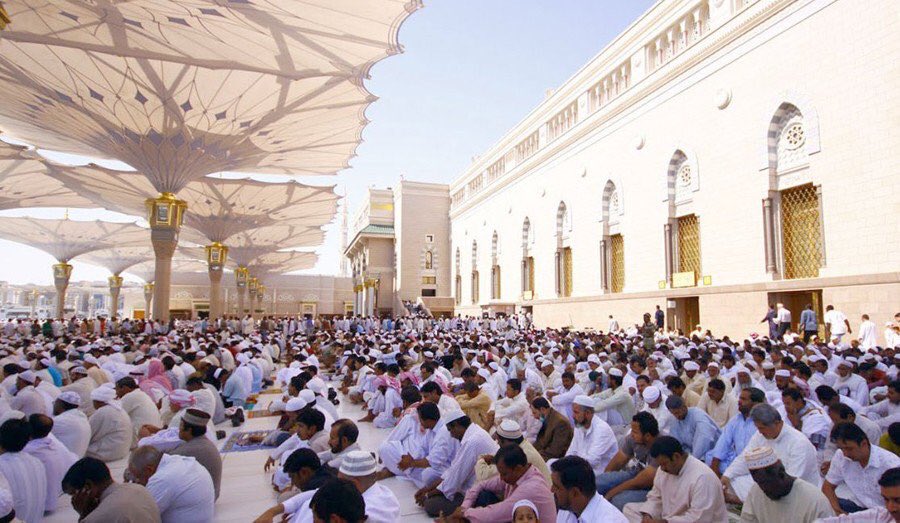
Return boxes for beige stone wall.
[449,0,900,340]
[394,181,451,302]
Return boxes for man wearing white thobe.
[722,404,819,502]
[563,396,618,476]
[0,418,48,523]
[128,447,215,523]
[52,393,91,457]
[23,414,78,513]
[116,379,163,447]
[86,386,133,462]
[834,361,870,407]
[858,315,877,350]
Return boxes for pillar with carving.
[146,193,186,322]
[235,266,248,316]
[205,242,228,320]
[52,262,73,319]
[143,282,154,319]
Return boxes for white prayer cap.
[16,360,30,370]
[608,368,623,378]
[683,361,700,372]
[285,398,308,412]
[541,359,554,369]
[587,354,600,364]
[573,395,594,408]
[40,358,52,367]
[91,385,117,404]
[511,499,539,520]
[424,351,434,358]
[774,369,791,378]
[83,355,99,365]
[58,391,82,407]
[477,369,491,380]
[17,370,36,384]
[761,361,775,370]
[642,386,661,403]
[837,359,854,368]
[169,389,195,408]
[496,419,523,439]
[808,355,823,363]
[707,361,720,368]
[0,488,12,518]
[339,450,377,477]
[70,366,88,376]
[444,410,467,424]
[196,351,207,358]
[488,362,499,371]
[298,390,316,404]
[236,353,250,364]
[744,446,779,470]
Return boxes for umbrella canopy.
[79,245,156,276]
[0,139,96,210]
[0,216,148,262]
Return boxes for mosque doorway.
[767,289,824,338]
[668,296,699,336]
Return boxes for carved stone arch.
[663,145,700,204]
[491,230,500,263]
[601,177,624,222]
[760,90,821,171]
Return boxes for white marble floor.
[43,383,432,522]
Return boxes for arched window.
[770,104,809,173]
[600,180,624,293]
[663,148,702,287]
[555,202,572,297]
[521,218,534,297]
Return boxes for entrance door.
[767,289,824,338]
[668,297,700,335]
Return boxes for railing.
[449,0,763,211]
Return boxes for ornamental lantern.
[248,277,259,296]
[145,193,187,230]
[235,266,249,287]
[205,242,229,269]
[108,275,123,290]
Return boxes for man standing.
[823,422,900,514]
[654,306,665,331]
[127,446,215,523]
[622,436,727,522]
[738,446,833,522]
[776,303,792,340]
[799,304,819,344]
[62,457,160,522]
[824,305,851,343]
[859,314,877,350]
[762,304,778,340]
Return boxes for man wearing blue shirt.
[665,395,721,461]
[709,387,764,474]
[799,304,819,343]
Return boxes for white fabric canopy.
[0,139,96,210]
[0,217,148,262]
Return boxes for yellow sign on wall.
[671,271,697,288]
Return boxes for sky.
[0,0,655,285]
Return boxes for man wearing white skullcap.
[53,390,92,456]
[681,361,708,397]
[86,385,134,462]
[639,386,675,434]
[474,419,551,485]
[560,395,618,477]
[60,366,97,416]
[338,450,400,522]
[594,368,635,436]
[738,446,833,523]
[10,370,48,417]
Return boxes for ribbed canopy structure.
[80,246,156,276]
[46,163,338,243]
[0,0,422,192]
[0,217,148,262]
[0,139,96,210]
[125,258,208,283]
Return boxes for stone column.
[52,262,72,319]
[146,193,187,323]
[365,281,375,317]
[143,283,154,319]
[235,266,248,316]
[248,277,259,319]
[205,242,228,321]
[108,275,123,319]
[258,285,267,316]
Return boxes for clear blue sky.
[0,0,655,285]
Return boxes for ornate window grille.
[781,184,822,279]
[677,214,702,279]
[610,235,625,293]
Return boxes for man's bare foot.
[358,413,375,422]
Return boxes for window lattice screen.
[781,184,822,279]
[610,234,625,293]
[678,214,702,279]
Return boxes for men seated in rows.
[817,467,900,523]
[665,394,721,460]
[782,387,831,452]
[126,446,215,523]
[824,402,883,469]
[0,417,48,522]
[865,380,900,430]
[416,412,499,517]
[378,402,448,487]
[443,444,554,523]
[530,397,573,461]
[823,422,900,515]
[546,372,583,424]
[25,414,78,515]
[560,395,617,476]
[638,385,674,434]
[421,380,461,416]
[114,376,162,448]
[456,379,493,430]
[596,412,660,510]
[721,403,820,503]
[709,386,764,475]
[620,435,727,522]
[738,446,834,522]
[666,376,700,407]
[489,378,529,430]
[593,368,635,435]
[474,419,550,484]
